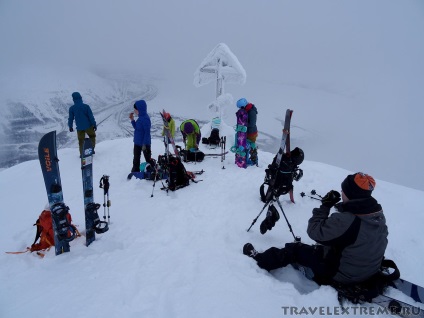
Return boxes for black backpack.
[179,149,205,162]
[202,128,220,146]
[167,155,191,191]
[260,152,303,202]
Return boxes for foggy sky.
[1,0,423,190]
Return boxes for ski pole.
[106,190,111,224]
[300,192,321,201]
[247,199,273,232]
[151,161,160,198]
[275,198,299,241]
[221,137,226,169]
[99,175,110,224]
[311,189,323,199]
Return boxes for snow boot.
[243,243,258,258]
[260,205,280,234]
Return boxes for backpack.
[179,149,205,162]
[260,153,303,202]
[332,258,401,304]
[140,160,168,180]
[167,155,191,191]
[202,128,220,146]
[30,209,79,252]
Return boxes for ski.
[372,294,424,317]
[203,151,229,157]
[339,292,424,317]
[261,109,294,203]
[161,109,180,159]
[38,131,76,255]
[294,263,424,317]
[81,138,108,247]
[275,109,292,165]
[389,278,424,304]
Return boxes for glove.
[142,145,146,151]
[321,190,341,208]
[69,127,74,132]
[93,126,97,131]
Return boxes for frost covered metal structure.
[194,43,246,131]
[194,43,246,99]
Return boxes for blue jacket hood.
[72,92,82,102]
[135,100,147,115]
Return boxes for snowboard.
[81,138,108,246]
[246,140,258,166]
[38,131,76,255]
[233,108,248,168]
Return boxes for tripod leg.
[247,200,272,232]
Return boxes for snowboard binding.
[50,202,76,242]
[85,203,109,234]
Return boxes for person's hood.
[72,92,82,102]
[134,100,147,115]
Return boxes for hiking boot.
[260,205,280,234]
[243,243,258,258]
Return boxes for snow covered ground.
[1,137,423,318]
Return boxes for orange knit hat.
[341,172,376,200]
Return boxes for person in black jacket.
[243,172,388,285]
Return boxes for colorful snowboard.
[233,108,248,168]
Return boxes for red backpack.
[30,209,79,252]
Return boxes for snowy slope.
[1,137,423,318]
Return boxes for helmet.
[291,147,304,165]
[163,112,171,120]
[237,98,248,108]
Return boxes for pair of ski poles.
[300,189,324,201]
[247,192,300,242]
[99,175,111,224]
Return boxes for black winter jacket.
[307,197,388,284]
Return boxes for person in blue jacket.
[129,100,154,173]
[68,92,97,156]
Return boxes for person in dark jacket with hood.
[129,100,154,173]
[243,172,388,286]
[68,92,97,156]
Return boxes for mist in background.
[0,0,423,191]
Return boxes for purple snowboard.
[235,108,248,168]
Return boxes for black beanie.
[341,172,376,200]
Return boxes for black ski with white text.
[38,131,76,255]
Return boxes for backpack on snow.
[167,155,192,191]
[202,128,220,146]
[30,208,79,252]
[331,258,401,304]
[260,150,303,202]
[179,149,205,162]
[140,160,168,180]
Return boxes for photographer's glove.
[321,190,341,208]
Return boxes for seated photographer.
[243,172,388,286]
